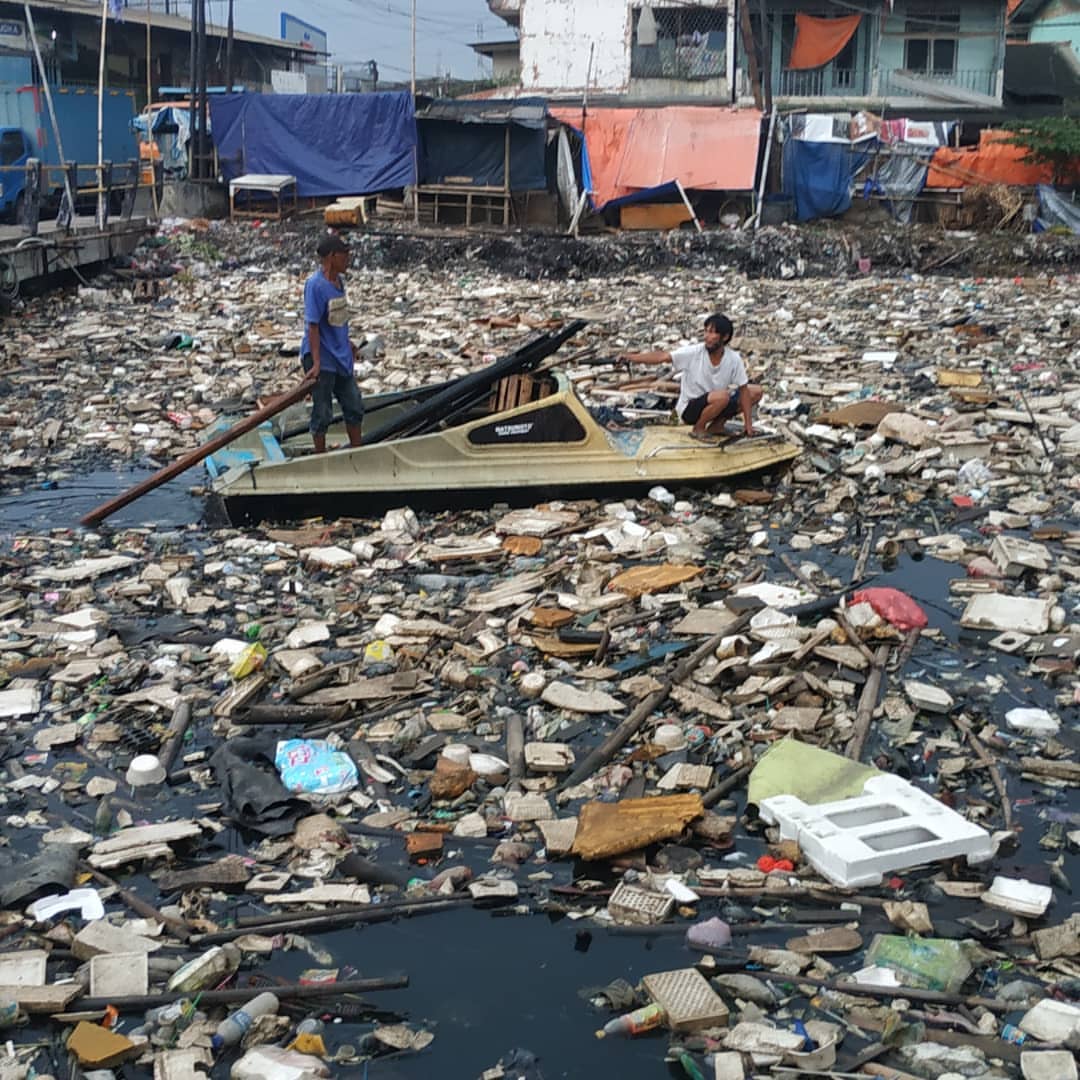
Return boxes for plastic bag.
[275,739,358,795]
[849,587,928,631]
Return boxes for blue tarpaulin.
[782,138,872,222]
[209,92,416,197]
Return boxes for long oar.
[80,379,314,527]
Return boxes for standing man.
[300,233,364,454]
[618,313,763,440]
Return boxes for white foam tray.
[759,774,995,888]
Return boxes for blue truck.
[0,85,138,221]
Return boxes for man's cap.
[316,233,350,257]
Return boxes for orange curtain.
[788,13,862,70]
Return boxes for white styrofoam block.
[759,774,995,889]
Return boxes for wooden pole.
[80,380,315,527]
[23,4,75,226]
[225,0,234,92]
[757,0,773,112]
[197,0,208,180]
[96,0,108,228]
[145,0,152,107]
[560,613,752,790]
[739,0,763,111]
[846,643,890,761]
[188,0,196,177]
[410,0,417,95]
[72,976,408,1014]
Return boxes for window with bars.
[630,5,728,80]
[903,7,959,74]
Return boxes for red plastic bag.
[849,587,928,631]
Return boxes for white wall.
[519,0,630,93]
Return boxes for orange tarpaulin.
[549,106,762,207]
[926,129,1053,188]
[788,13,862,70]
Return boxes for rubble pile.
[0,220,1076,1078]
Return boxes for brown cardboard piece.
[572,794,703,860]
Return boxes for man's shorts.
[681,386,741,426]
[301,354,364,434]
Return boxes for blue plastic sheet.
[1035,184,1080,235]
[782,138,872,222]
[209,92,416,197]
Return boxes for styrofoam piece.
[0,949,47,987]
[960,594,1052,635]
[1019,999,1080,1043]
[990,535,1051,577]
[1022,1050,1078,1080]
[1005,708,1060,737]
[981,877,1054,918]
[90,951,149,997]
[27,888,106,923]
[903,680,954,714]
[988,630,1031,654]
[759,774,995,889]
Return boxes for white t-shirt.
[670,344,748,418]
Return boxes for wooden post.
[503,124,511,227]
[752,106,777,230]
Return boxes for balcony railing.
[882,67,997,99]
[776,66,996,100]
[777,67,870,97]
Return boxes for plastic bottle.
[1001,1023,1028,1046]
[296,1017,325,1036]
[168,944,242,993]
[211,992,279,1051]
[595,1002,665,1039]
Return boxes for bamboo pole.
[80,379,315,526]
[96,0,108,228]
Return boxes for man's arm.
[616,349,673,365]
[307,323,321,379]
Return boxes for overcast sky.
[203,0,513,81]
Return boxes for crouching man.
[618,312,763,440]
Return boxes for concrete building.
[470,38,522,84]
[486,0,734,101]
[0,1,310,102]
[485,0,1012,111]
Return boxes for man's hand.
[303,364,319,383]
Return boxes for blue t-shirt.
[299,271,353,376]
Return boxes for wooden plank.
[620,203,693,231]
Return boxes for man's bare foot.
[689,429,717,444]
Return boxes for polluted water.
[0,217,1076,1079]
